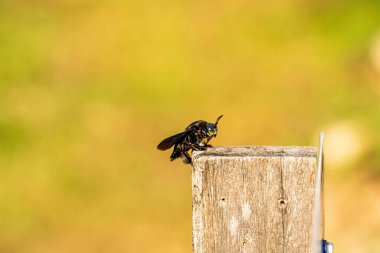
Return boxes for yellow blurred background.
[1,0,380,252]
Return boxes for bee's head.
[206,115,223,137]
[206,123,218,137]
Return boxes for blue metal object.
[322,239,334,253]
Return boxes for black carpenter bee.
[157,115,223,164]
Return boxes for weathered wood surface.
[192,146,317,253]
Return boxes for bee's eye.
[207,128,216,135]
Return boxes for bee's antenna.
[215,115,223,126]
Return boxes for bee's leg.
[191,144,207,151]
[181,151,192,164]
[204,139,213,148]
[170,145,181,161]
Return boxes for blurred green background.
[1,0,380,252]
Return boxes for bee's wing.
[157,131,190,151]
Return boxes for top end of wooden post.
[193,146,316,163]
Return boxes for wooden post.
[192,146,318,253]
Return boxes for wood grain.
[192,146,317,253]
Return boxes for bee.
[157,115,223,164]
